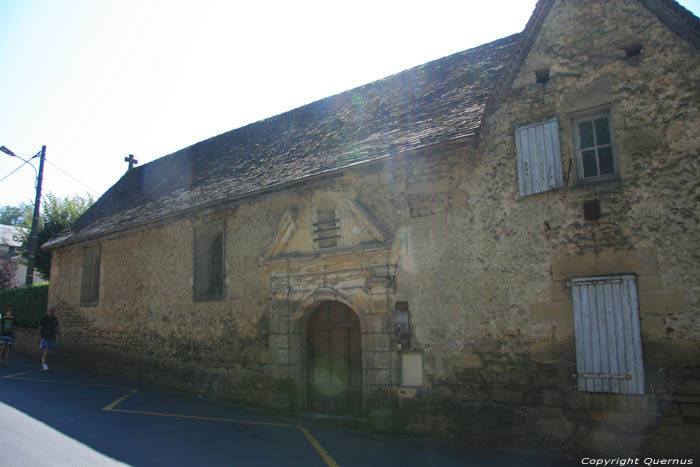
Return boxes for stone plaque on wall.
[401,351,423,387]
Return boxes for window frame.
[193,219,226,302]
[80,244,101,307]
[572,109,618,184]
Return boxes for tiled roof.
[46,34,521,248]
[43,0,700,250]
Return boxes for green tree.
[19,193,95,280]
[0,203,32,226]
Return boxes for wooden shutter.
[571,275,645,395]
[515,117,563,196]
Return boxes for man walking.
[0,307,17,364]
[38,306,59,370]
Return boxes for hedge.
[0,284,49,328]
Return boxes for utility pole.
[25,145,46,286]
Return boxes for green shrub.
[0,284,49,328]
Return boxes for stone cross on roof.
[124,154,138,171]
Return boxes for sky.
[1,0,699,208]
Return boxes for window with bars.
[570,275,645,395]
[194,219,225,301]
[574,111,617,182]
[314,209,339,249]
[80,245,101,306]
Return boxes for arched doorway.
[307,301,362,415]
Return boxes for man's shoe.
[42,363,49,370]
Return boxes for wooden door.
[307,302,362,415]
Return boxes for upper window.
[80,245,101,306]
[574,112,617,183]
[193,219,225,301]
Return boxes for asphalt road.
[0,355,571,466]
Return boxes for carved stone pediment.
[263,199,391,261]
[263,199,396,315]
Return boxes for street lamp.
[0,144,46,286]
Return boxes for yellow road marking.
[7,375,340,466]
[299,426,340,467]
[4,374,128,389]
[103,388,340,466]
[102,388,140,411]
[106,407,297,428]
[108,408,339,466]
[3,369,42,378]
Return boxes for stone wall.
[383,0,699,456]
[10,327,41,359]
[42,0,699,457]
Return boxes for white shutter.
[515,117,563,196]
[571,275,645,395]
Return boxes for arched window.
[194,219,225,301]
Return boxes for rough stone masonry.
[41,0,699,457]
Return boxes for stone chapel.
[44,0,700,456]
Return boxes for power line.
[45,159,100,195]
[9,151,38,158]
[2,149,101,196]
[1,156,101,196]
[0,160,35,184]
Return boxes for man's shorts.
[0,336,12,348]
[40,339,56,350]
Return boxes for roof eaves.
[44,132,477,250]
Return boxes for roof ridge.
[639,0,700,49]
[142,33,523,171]
[480,0,555,126]
[54,32,523,248]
